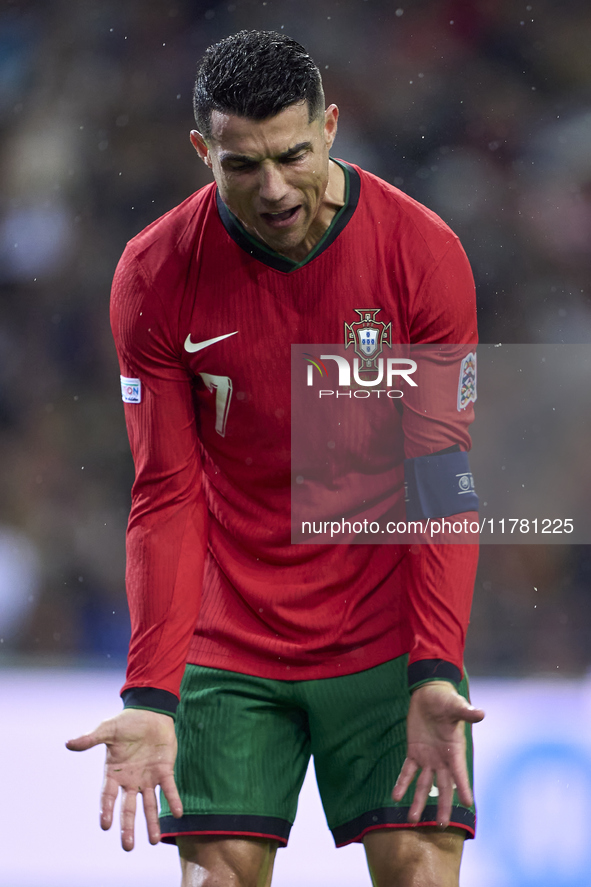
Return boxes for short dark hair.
[194,30,325,140]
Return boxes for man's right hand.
[66,708,183,851]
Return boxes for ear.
[190,130,212,168]
[323,104,339,149]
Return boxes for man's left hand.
[392,681,485,828]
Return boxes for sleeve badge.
[121,376,141,403]
[457,352,477,411]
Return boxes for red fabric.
[110,163,478,699]
[160,830,289,847]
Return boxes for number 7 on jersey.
[198,372,233,437]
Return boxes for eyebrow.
[219,141,313,165]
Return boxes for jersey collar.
[216,160,360,273]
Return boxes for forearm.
[123,491,208,713]
[405,540,478,688]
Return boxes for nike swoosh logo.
[184,331,238,353]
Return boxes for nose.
[258,162,289,205]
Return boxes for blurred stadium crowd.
[0,0,590,674]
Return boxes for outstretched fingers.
[101,773,173,848]
[66,710,180,851]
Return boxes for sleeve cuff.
[121,687,179,719]
[407,659,462,692]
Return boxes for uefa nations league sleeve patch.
[457,352,477,410]
[120,376,141,403]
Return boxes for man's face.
[190,101,339,257]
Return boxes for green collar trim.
[216,159,360,273]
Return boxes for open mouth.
[260,206,301,227]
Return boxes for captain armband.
[404,445,478,521]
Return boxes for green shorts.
[159,657,475,847]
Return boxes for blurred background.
[1,1,591,884]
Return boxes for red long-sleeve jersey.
[110,161,478,715]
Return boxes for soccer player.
[67,30,484,887]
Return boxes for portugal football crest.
[344,309,392,372]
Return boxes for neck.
[277,159,346,262]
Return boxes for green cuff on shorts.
[407,659,461,692]
[121,687,178,719]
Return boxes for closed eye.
[222,144,310,172]
[226,160,258,172]
[280,152,306,164]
